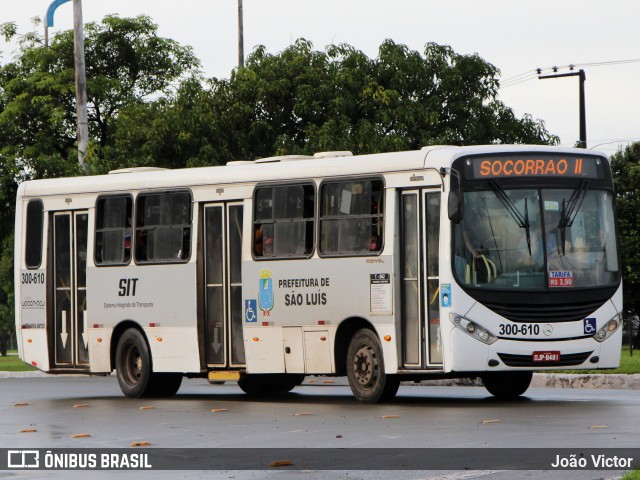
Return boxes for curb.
[532,373,640,390]
[404,373,640,390]
[0,371,48,379]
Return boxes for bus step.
[208,371,242,381]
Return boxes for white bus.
[14,145,622,402]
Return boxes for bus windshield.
[453,187,619,290]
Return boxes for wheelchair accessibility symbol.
[583,317,597,335]
[245,299,257,323]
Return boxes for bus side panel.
[143,326,200,373]
[242,256,399,375]
[15,198,50,372]
[13,195,23,359]
[86,263,201,374]
[88,328,111,372]
[18,275,49,371]
[243,326,285,373]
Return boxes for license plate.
[532,351,560,363]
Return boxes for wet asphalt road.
[1,376,637,479]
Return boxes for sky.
[2,0,640,156]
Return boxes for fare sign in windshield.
[471,155,602,180]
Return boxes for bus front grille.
[483,300,606,323]
[497,351,593,367]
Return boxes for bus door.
[400,190,442,368]
[51,211,89,369]
[203,203,245,368]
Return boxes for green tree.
[114,39,558,167]
[0,14,199,177]
[611,142,640,314]
[0,15,198,344]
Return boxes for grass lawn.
[563,348,640,375]
[0,351,36,372]
[1,348,639,373]
[616,347,640,374]
[622,471,640,480]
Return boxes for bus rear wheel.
[238,374,304,396]
[115,328,182,398]
[346,328,399,403]
[482,371,533,398]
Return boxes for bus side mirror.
[448,190,463,222]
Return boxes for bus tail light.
[594,314,621,343]
[450,314,497,345]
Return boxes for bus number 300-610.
[21,272,45,285]
[498,323,541,336]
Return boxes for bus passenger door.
[400,190,442,369]
[204,203,245,368]
[51,211,89,369]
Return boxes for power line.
[589,139,640,150]
[499,58,640,90]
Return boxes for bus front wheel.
[115,328,182,398]
[482,371,533,398]
[346,328,399,403]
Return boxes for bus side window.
[95,195,132,266]
[253,184,314,259]
[319,178,384,256]
[135,191,192,264]
[25,199,44,269]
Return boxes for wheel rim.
[122,342,142,386]
[352,345,378,388]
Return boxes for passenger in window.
[254,225,263,256]
[370,233,381,251]
[136,229,148,261]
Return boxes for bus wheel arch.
[338,320,400,403]
[334,317,374,376]
[110,320,145,372]
[112,322,182,398]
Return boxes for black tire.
[238,374,304,396]
[482,371,533,398]
[148,373,182,397]
[238,375,267,395]
[346,328,399,403]
[272,374,305,393]
[115,328,182,398]
[116,328,153,398]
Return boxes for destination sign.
[470,155,602,180]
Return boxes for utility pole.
[238,0,244,68]
[72,0,89,172]
[538,68,587,148]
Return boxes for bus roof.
[18,144,606,198]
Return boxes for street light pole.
[538,68,587,149]
[45,0,71,47]
[72,0,89,172]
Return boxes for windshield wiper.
[557,182,589,254]
[489,180,531,255]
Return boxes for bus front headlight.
[593,314,621,343]
[450,314,497,345]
